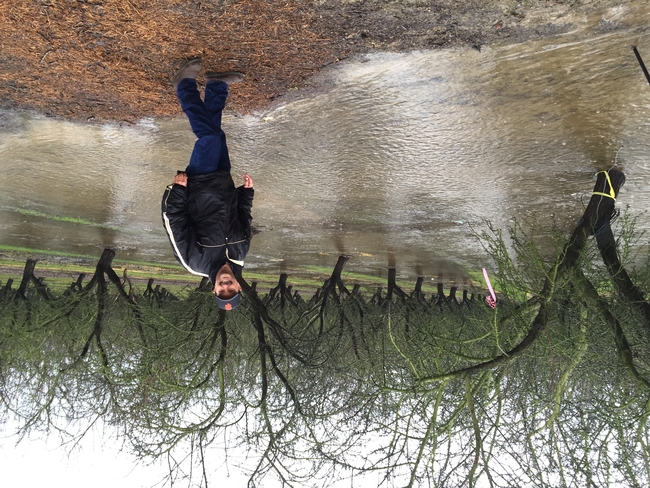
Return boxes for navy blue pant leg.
[176,78,231,176]
[204,81,231,172]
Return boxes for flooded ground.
[1,2,650,283]
[2,4,650,488]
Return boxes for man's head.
[213,262,242,310]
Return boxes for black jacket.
[161,170,254,283]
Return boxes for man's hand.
[242,174,254,189]
[174,172,188,187]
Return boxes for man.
[162,59,254,310]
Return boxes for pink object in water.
[482,268,497,309]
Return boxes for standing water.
[1,2,650,281]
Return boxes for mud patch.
[0,0,631,122]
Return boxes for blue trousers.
[176,78,231,176]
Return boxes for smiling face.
[213,262,242,299]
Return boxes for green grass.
[14,209,122,230]
[0,244,97,260]
[0,245,482,297]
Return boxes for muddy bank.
[0,0,632,122]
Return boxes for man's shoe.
[172,58,203,88]
[205,71,245,85]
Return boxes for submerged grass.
[0,244,97,260]
[15,209,122,230]
[0,246,480,297]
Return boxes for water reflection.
[2,229,650,486]
[0,3,650,280]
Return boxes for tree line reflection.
[2,169,649,487]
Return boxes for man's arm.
[162,174,191,266]
[162,174,189,221]
[236,174,254,235]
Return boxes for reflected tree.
[2,169,650,487]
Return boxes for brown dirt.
[0,0,629,122]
